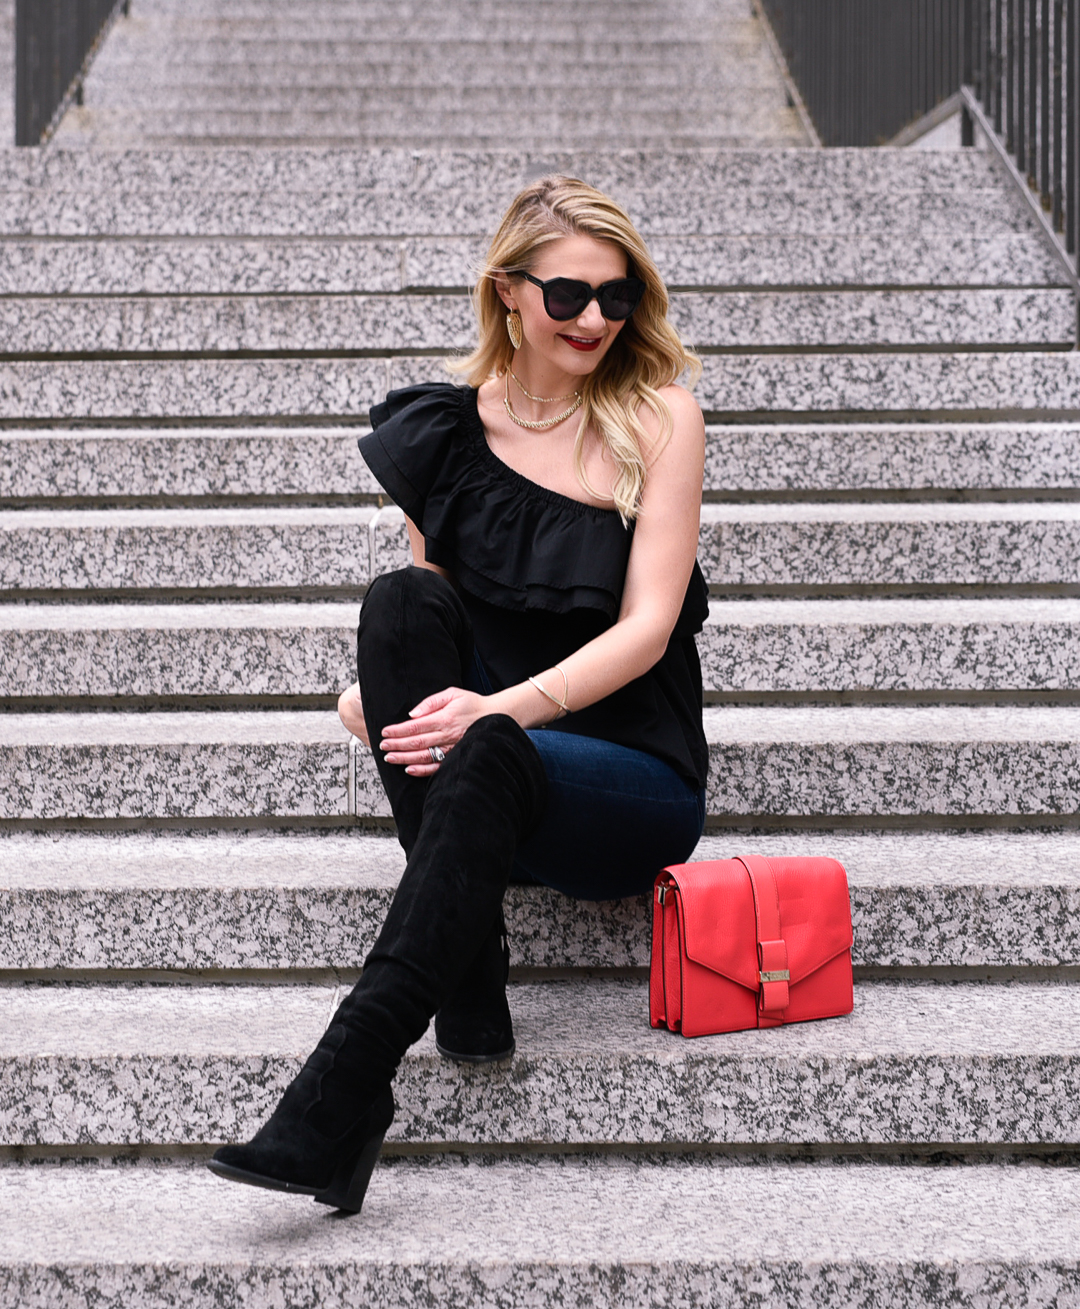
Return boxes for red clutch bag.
[650,854,854,1037]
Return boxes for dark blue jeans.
[469,651,705,900]
[359,567,705,905]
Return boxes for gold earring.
[506,308,523,350]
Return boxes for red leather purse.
[650,854,854,1036]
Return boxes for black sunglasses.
[514,271,646,322]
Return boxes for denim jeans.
[359,567,705,905]
[469,650,706,900]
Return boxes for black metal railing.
[963,0,1080,283]
[758,0,965,147]
[15,0,129,146]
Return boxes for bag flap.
[664,856,853,991]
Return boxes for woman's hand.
[380,686,490,776]
[337,682,370,746]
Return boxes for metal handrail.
[757,0,964,147]
[963,0,1080,287]
[15,0,129,146]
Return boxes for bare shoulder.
[637,383,705,465]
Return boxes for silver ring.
[429,746,446,764]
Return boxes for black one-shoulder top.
[359,382,709,789]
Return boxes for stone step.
[0,351,1077,421]
[55,106,807,150]
[695,502,1080,592]
[93,8,763,37]
[87,66,785,103]
[3,599,1080,703]
[83,54,783,92]
[5,423,1078,504]
[0,145,1005,194]
[0,234,1061,294]
[5,503,1079,599]
[0,507,377,598]
[0,978,1076,1146]
[92,19,766,46]
[3,289,1069,356]
[0,185,1034,238]
[3,705,1080,821]
[5,1157,1076,1308]
[0,828,1075,970]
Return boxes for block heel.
[314,1128,387,1213]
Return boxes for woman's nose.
[575,299,606,332]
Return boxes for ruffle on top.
[361,383,636,620]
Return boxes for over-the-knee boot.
[208,713,546,1212]
[357,566,527,1062]
[434,908,514,1062]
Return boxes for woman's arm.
[379,386,705,774]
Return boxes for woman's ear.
[493,271,514,310]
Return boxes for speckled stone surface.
[701,704,1080,817]
[8,705,1080,821]
[668,289,1075,348]
[8,503,1080,597]
[0,184,1032,239]
[0,602,359,698]
[0,507,373,594]
[13,352,1074,422]
[0,828,1078,970]
[89,83,792,116]
[0,427,377,501]
[0,711,351,820]
[5,289,1069,356]
[0,240,407,296]
[1,978,1078,1146]
[4,598,1080,700]
[0,294,476,355]
[703,422,1080,489]
[58,0,806,151]
[3,1157,1078,1308]
[699,598,1080,691]
[696,502,1080,588]
[12,421,1080,503]
[695,350,1080,417]
[0,358,394,420]
[0,145,1003,195]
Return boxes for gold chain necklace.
[503,373,582,431]
[508,367,580,404]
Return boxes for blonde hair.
[449,175,701,522]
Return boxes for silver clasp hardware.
[657,884,669,905]
[759,969,791,983]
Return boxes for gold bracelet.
[528,672,570,722]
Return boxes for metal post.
[963,0,977,143]
[1043,0,1053,204]
[1055,0,1065,227]
[1030,0,1040,182]
[1018,0,1028,165]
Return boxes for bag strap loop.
[734,855,790,1023]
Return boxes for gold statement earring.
[505,308,523,350]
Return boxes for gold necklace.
[508,367,580,404]
[504,373,582,431]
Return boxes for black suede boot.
[208,713,546,1212]
[356,567,529,1064]
[434,909,515,1063]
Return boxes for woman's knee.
[359,567,468,650]
[363,566,455,619]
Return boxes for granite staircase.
[2,0,1080,1304]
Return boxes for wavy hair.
[449,175,701,522]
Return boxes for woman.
[208,175,708,1213]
